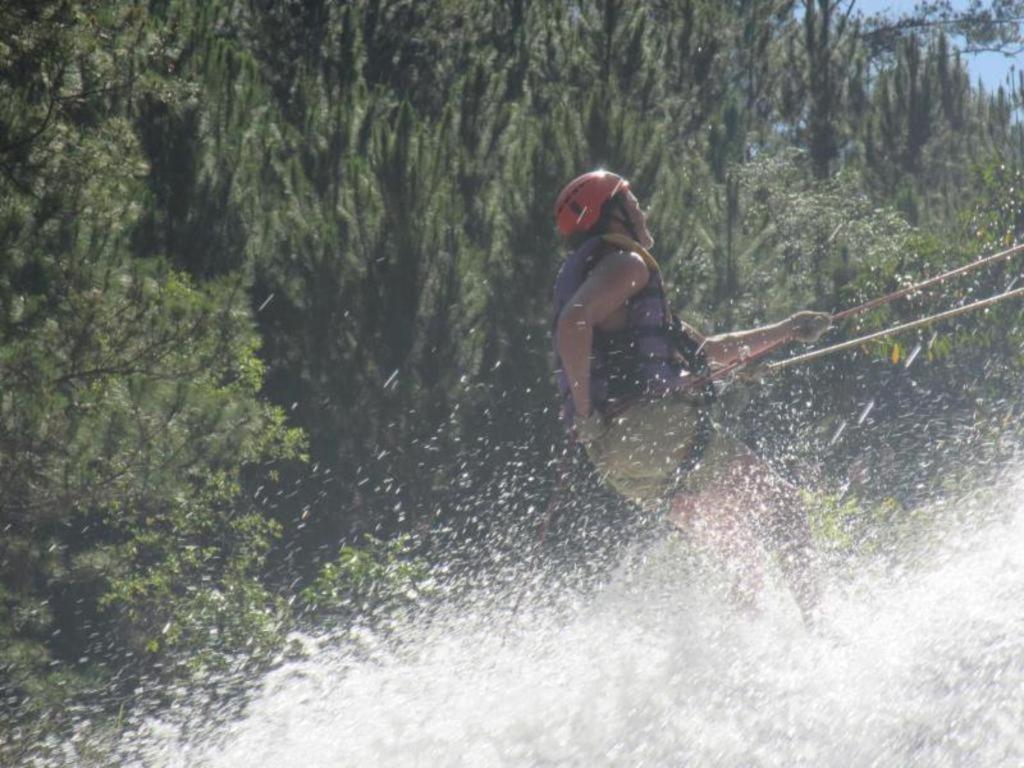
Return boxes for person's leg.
[668,444,819,624]
[668,481,765,612]
[751,458,819,626]
[585,397,819,622]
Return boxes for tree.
[0,0,301,744]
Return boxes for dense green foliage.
[2,0,1023,758]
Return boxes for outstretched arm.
[702,311,831,368]
[556,251,650,417]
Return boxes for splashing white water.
[129,471,1024,768]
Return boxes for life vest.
[552,234,715,428]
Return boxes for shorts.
[584,394,752,505]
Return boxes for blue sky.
[855,0,1020,91]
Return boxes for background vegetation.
[2,0,1023,758]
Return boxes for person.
[552,170,831,623]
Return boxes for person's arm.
[556,251,650,417]
[702,321,792,368]
[702,311,831,368]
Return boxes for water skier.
[552,170,830,623]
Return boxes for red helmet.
[554,170,629,237]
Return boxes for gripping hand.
[788,311,832,343]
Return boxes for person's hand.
[787,311,832,343]
[575,410,606,446]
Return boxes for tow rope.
[769,284,1024,373]
[711,241,1024,382]
[832,241,1024,322]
